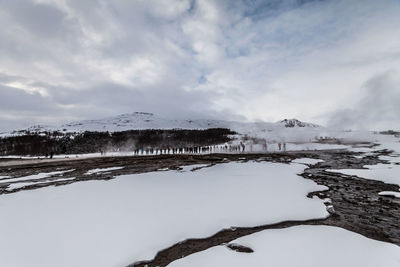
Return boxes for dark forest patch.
[0,128,235,156]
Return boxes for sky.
[0,0,399,131]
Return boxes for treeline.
[379,130,400,137]
[0,128,235,156]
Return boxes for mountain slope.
[279,119,320,128]
[24,113,321,133]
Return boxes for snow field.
[168,225,400,267]
[327,135,400,187]
[0,170,74,184]
[378,191,400,198]
[84,167,124,175]
[0,161,328,267]
[327,164,400,187]
[6,177,76,191]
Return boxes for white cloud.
[0,0,399,131]
[327,71,400,130]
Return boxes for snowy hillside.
[59,112,236,131]
[2,112,377,144]
[22,112,320,133]
[278,119,320,128]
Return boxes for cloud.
[0,0,399,131]
[327,71,400,130]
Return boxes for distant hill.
[278,119,320,128]
[16,113,321,134]
[0,113,352,156]
[0,113,326,155]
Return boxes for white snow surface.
[327,164,400,187]
[0,170,74,184]
[6,177,76,191]
[84,166,124,175]
[327,134,400,187]
[169,225,400,267]
[378,191,400,198]
[348,134,400,157]
[291,158,324,165]
[380,155,400,164]
[374,135,400,155]
[0,161,328,267]
[243,142,349,152]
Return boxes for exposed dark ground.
[0,146,399,267]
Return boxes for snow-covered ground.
[327,134,400,187]
[241,142,349,153]
[291,158,324,165]
[0,170,75,192]
[6,177,76,191]
[169,225,400,267]
[327,164,400,187]
[0,152,135,159]
[84,167,124,175]
[1,129,399,266]
[0,170,74,184]
[378,191,400,198]
[0,161,328,267]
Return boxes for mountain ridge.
[19,112,321,134]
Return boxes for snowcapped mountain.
[61,112,230,131]
[0,112,330,143]
[22,112,321,133]
[279,119,320,128]
[3,112,378,147]
[24,112,232,132]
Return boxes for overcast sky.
[0,0,399,131]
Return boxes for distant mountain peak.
[6,113,322,139]
[278,119,320,128]
[117,112,154,117]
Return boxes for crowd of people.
[44,141,289,158]
[130,143,246,156]
[114,141,288,156]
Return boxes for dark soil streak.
[226,243,254,253]
[131,218,329,267]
